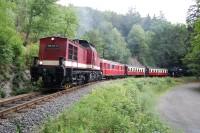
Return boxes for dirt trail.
[158,82,200,133]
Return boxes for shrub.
[25,43,39,67]
[12,69,41,95]
[0,27,15,67]
[0,89,6,98]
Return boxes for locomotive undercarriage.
[31,65,102,89]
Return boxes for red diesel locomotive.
[31,37,102,88]
[30,36,168,88]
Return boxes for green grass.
[41,77,182,133]
[178,76,200,83]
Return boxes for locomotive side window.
[68,44,73,60]
[73,47,77,60]
[68,44,78,61]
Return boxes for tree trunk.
[23,12,33,46]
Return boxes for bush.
[0,27,15,67]
[12,69,41,95]
[25,43,39,67]
[0,89,6,98]
[11,35,25,68]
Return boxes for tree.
[185,14,200,77]
[82,29,105,56]
[0,0,24,69]
[127,24,150,65]
[22,0,57,45]
[149,20,188,68]
[47,5,78,38]
[187,1,200,26]
[82,22,131,63]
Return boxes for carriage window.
[112,65,115,69]
[107,64,110,69]
[104,63,106,68]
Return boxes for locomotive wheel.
[64,84,72,89]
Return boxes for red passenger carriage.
[100,59,126,78]
[125,65,145,76]
[147,68,168,77]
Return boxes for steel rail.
[0,81,103,118]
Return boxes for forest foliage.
[0,0,199,96]
[76,7,189,67]
[184,0,200,77]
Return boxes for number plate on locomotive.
[47,44,59,48]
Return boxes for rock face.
[0,70,31,98]
[0,73,14,98]
[128,57,144,67]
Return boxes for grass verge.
[41,77,181,133]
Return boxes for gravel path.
[0,81,112,133]
[158,82,200,133]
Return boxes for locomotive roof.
[73,39,96,48]
[40,37,96,49]
[40,36,68,40]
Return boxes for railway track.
[0,81,101,118]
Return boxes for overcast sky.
[58,0,195,23]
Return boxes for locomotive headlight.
[51,37,55,41]
[39,61,43,65]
